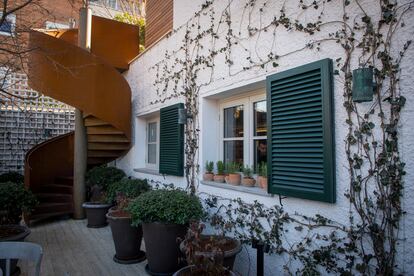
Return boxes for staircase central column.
[73,6,92,219]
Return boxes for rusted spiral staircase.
[24,16,140,222]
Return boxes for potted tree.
[82,165,125,228]
[128,188,203,275]
[213,161,225,183]
[175,221,240,275]
[203,161,214,181]
[225,162,241,185]
[257,162,268,190]
[106,178,150,264]
[0,181,38,275]
[241,165,256,187]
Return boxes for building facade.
[117,0,414,274]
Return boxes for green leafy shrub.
[0,172,24,184]
[216,161,225,175]
[106,178,151,203]
[258,162,267,177]
[128,188,203,226]
[205,161,214,173]
[226,162,241,174]
[0,182,38,224]
[85,165,126,190]
[243,165,253,178]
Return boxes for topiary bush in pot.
[0,172,24,184]
[82,165,126,228]
[106,178,151,264]
[0,181,37,275]
[128,188,203,275]
[0,181,38,225]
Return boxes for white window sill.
[201,180,273,197]
[133,168,160,176]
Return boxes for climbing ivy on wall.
[149,0,413,274]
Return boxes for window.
[146,120,158,169]
[89,0,119,10]
[0,14,16,36]
[220,94,267,172]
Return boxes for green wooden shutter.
[266,59,335,203]
[159,103,184,176]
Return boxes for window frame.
[145,117,160,170]
[219,92,267,171]
[0,13,16,36]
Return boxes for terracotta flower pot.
[106,210,146,264]
[258,176,268,190]
[203,173,214,181]
[241,177,256,187]
[225,173,241,185]
[142,222,187,275]
[0,225,31,275]
[82,202,112,228]
[213,174,225,183]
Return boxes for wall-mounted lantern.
[352,67,375,102]
[178,108,192,124]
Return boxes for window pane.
[254,139,267,172]
[148,122,157,143]
[148,144,156,164]
[0,20,12,33]
[224,105,244,138]
[224,140,243,165]
[254,101,267,136]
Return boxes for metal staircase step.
[34,193,73,203]
[88,142,130,150]
[87,150,122,158]
[87,134,129,143]
[31,202,73,216]
[87,126,123,135]
[38,184,73,194]
[84,117,110,127]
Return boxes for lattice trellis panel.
[0,72,75,174]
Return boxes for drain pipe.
[252,240,269,276]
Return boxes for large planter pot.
[0,225,31,276]
[143,222,187,275]
[173,265,237,276]
[82,202,112,228]
[241,177,256,187]
[179,235,241,271]
[258,176,268,190]
[106,210,146,264]
[225,173,241,186]
[203,173,214,181]
[213,174,225,183]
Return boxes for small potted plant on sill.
[106,178,150,264]
[203,161,214,181]
[128,188,203,275]
[82,165,125,228]
[241,165,256,187]
[175,221,240,276]
[213,161,225,183]
[0,180,38,275]
[257,162,268,190]
[225,162,241,186]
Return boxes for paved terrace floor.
[20,219,148,276]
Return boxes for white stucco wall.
[117,0,414,274]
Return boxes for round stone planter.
[142,222,187,275]
[179,235,241,271]
[0,225,31,276]
[106,210,146,264]
[82,202,112,228]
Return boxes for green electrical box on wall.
[352,67,375,102]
